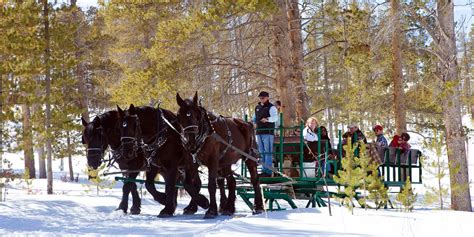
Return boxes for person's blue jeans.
[256,134,274,175]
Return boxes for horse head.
[81,116,108,171]
[176,92,211,153]
[117,104,142,160]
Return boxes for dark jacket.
[255,102,275,135]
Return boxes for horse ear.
[117,105,124,117]
[81,117,88,126]
[192,91,198,106]
[129,104,136,114]
[176,93,186,107]
[94,116,102,127]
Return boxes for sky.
[454,0,474,33]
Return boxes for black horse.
[176,92,264,219]
[81,110,204,216]
[117,104,210,217]
[81,112,144,214]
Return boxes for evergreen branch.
[303,40,347,58]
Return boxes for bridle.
[119,114,143,160]
[179,107,213,154]
[178,106,232,164]
[85,125,108,167]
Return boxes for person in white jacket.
[303,117,319,142]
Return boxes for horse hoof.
[253,209,264,215]
[203,210,218,219]
[183,209,197,215]
[183,206,198,215]
[130,207,141,215]
[157,213,173,218]
[158,211,174,218]
[158,209,174,218]
[115,207,127,214]
[203,213,217,219]
[221,210,233,216]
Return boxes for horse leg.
[217,178,227,213]
[158,168,178,217]
[116,177,131,213]
[144,166,166,205]
[129,172,141,215]
[246,159,264,214]
[183,167,209,214]
[221,167,236,216]
[204,162,219,219]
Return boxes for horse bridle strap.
[119,114,144,160]
[187,108,216,164]
[87,148,103,152]
[161,112,187,142]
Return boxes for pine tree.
[406,0,472,212]
[358,142,389,210]
[84,165,116,196]
[366,160,389,210]
[397,178,417,212]
[422,129,449,209]
[22,168,33,194]
[0,0,43,179]
[334,138,365,214]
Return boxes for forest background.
[0,0,473,211]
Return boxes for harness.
[142,108,169,168]
[179,107,233,165]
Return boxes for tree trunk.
[67,131,74,181]
[462,32,473,117]
[42,0,53,194]
[391,0,407,135]
[0,73,3,171]
[321,2,334,142]
[324,53,334,141]
[436,0,472,211]
[22,104,36,178]
[37,145,46,178]
[32,77,46,178]
[272,0,295,126]
[287,0,309,122]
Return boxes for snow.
[1,179,474,236]
[1,115,473,236]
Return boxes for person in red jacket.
[389,132,411,153]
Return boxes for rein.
[209,133,293,181]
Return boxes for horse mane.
[134,106,155,115]
[97,110,119,131]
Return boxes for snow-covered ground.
[1,115,473,236]
[1,176,474,236]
